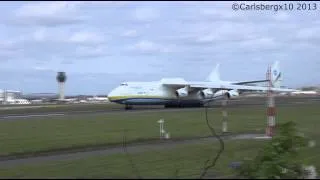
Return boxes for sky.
[0,1,319,95]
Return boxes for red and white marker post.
[266,66,276,137]
[222,92,228,133]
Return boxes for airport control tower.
[56,72,67,100]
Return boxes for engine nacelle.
[175,87,189,98]
[226,89,239,99]
[199,88,214,99]
[214,90,239,100]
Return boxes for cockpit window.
[120,83,128,86]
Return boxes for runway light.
[157,118,170,140]
[165,132,170,139]
[158,119,164,139]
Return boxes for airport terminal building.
[0,89,29,104]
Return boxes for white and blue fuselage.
[107,61,288,108]
[107,80,234,107]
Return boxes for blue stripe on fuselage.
[110,98,202,105]
[110,93,229,106]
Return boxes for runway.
[0,108,210,121]
[0,133,267,168]
[0,95,319,120]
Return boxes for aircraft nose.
[107,90,117,102]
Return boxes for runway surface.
[0,96,319,121]
[0,133,267,167]
[0,108,213,121]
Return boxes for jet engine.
[224,89,239,99]
[175,86,189,98]
[214,89,239,100]
[199,88,214,99]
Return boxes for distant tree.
[236,121,317,179]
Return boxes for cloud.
[68,31,105,45]
[121,30,138,38]
[33,66,54,71]
[16,2,82,16]
[28,28,106,45]
[181,23,261,46]
[131,7,160,23]
[131,40,157,52]
[61,60,74,65]
[295,27,320,41]
[239,37,280,51]
[86,1,133,6]
[9,1,86,26]
[199,7,246,22]
[128,40,177,55]
[0,49,19,60]
[0,2,318,94]
[2,27,109,61]
[8,1,134,27]
[273,12,290,21]
[32,28,47,42]
[71,46,110,59]
[0,40,24,60]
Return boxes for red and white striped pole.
[266,65,276,137]
[222,92,228,133]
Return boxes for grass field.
[0,102,319,156]
[0,138,319,178]
[0,140,266,178]
[0,103,123,115]
[0,100,319,178]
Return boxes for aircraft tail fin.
[269,61,282,88]
[206,63,220,82]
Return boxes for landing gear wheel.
[125,105,133,110]
[164,104,181,108]
[164,104,172,108]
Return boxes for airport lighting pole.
[56,72,67,100]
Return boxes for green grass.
[0,140,267,178]
[0,101,319,178]
[0,103,319,157]
[0,103,123,115]
[0,138,319,178]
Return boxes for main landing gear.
[164,103,204,108]
[125,104,133,110]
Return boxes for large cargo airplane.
[108,61,297,109]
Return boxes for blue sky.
[0,1,319,95]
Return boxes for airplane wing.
[232,79,269,85]
[162,81,298,92]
